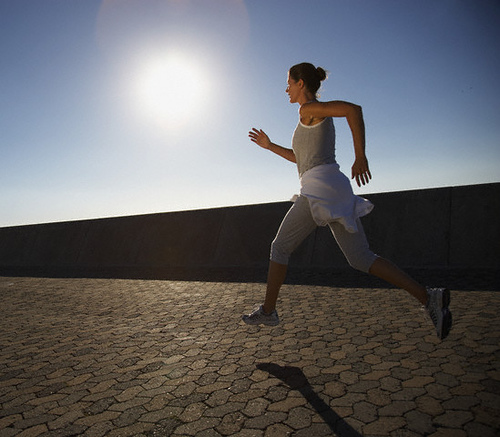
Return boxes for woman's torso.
[292,117,336,177]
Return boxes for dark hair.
[289,62,328,96]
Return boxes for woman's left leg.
[330,219,453,339]
[368,257,427,304]
[329,219,427,305]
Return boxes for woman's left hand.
[351,156,372,186]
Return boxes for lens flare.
[132,51,209,131]
[95,0,249,134]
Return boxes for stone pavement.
[0,276,498,437]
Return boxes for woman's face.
[286,73,301,104]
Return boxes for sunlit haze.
[1,0,499,227]
[132,51,211,131]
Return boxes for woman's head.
[288,63,327,97]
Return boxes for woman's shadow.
[256,363,362,437]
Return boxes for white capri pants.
[270,195,378,273]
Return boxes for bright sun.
[133,52,209,131]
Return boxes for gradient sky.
[1,0,499,227]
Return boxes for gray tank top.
[292,117,336,177]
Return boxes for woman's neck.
[298,95,317,106]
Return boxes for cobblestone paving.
[0,277,498,437]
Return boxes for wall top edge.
[1,182,498,230]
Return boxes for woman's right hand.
[248,128,272,149]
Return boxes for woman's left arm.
[300,101,371,186]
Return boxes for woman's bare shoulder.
[300,100,359,119]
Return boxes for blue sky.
[1,0,499,227]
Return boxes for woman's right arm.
[248,128,296,163]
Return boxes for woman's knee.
[345,251,378,273]
[270,240,291,265]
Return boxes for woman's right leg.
[262,261,288,314]
[264,196,317,311]
[244,196,316,321]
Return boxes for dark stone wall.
[1,183,498,287]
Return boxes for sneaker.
[242,305,280,326]
[426,287,452,340]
